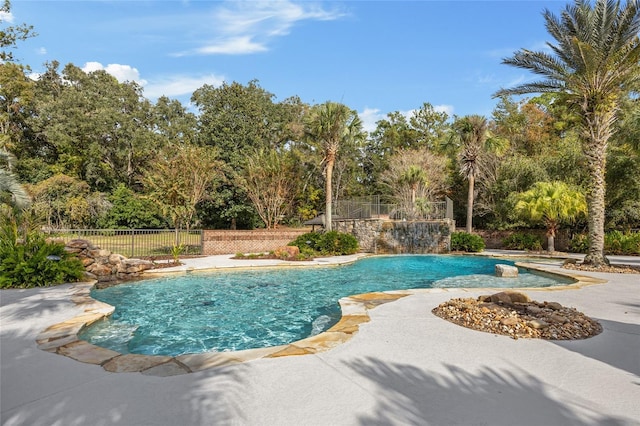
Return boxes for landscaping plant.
[450,232,485,253]
[0,222,85,288]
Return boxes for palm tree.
[453,115,489,233]
[400,165,428,205]
[306,102,363,231]
[513,181,587,252]
[0,149,30,212]
[496,0,640,266]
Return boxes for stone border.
[36,259,606,376]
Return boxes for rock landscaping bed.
[563,262,640,274]
[432,291,602,340]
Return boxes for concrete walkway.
[1,253,639,425]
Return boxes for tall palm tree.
[496,0,640,266]
[513,181,587,252]
[453,115,489,233]
[306,102,363,231]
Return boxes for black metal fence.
[334,196,452,220]
[46,229,203,258]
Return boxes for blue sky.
[10,0,566,131]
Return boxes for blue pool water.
[80,255,571,356]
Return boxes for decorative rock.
[109,253,126,265]
[526,305,542,314]
[500,316,520,326]
[545,301,563,311]
[64,239,154,282]
[495,264,519,278]
[528,319,549,329]
[81,257,95,267]
[433,296,602,340]
[488,291,531,305]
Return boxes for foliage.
[26,63,162,192]
[28,174,109,228]
[1,149,30,210]
[450,232,485,252]
[496,0,640,266]
[289,231,359,256]
[570,231,640,255]
[381,148,448,219]
[0,1,37,63]
[238,148,298,229]
[142,144,223,232]
[568,233,590,254]
[604,231,640,255]
[170,243,184,264]
[97,184,165,229]
[511,181,587,252]
[0,222,84,288]
[502,232,543,251]
[451,115,492,233]
[305,101,364,231]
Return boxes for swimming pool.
[80,255,571,356]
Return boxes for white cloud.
[143,74,225,99]
[193,36,267,55]
[0,10,14,23]
[81,62,147,85]
[181,1,345,56]
[36,47,47,55]
[434,104,454,117]
[359,108,386,134]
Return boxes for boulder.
[109,253,126,265]
[495,264,519,278]
[489,291,531,305]
[66,239,90,250]
[118,259,153,274]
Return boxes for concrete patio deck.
[1,252,639,425]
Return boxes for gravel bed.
[432,291,603,340]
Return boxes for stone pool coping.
[35,255,606,377]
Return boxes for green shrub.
[450,232,485,252]
[0,226,85,288]
[569,231,640,255]
[502,232,543,251]
[290,232,323,252]
[604,230,640,255]
[569,233,589,253]
[289,231,359,256]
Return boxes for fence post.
[200,230,204,256]
[130,229,135,258]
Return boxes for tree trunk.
[325,155,334,232]
[547,231,555,253]
[582,115,610,266]
[466,175,475,233]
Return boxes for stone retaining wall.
[202,229,310,255]
[64,239,153,282]
[333,219,455,254]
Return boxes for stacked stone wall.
[333,219,455,254]
[202,229,309,255]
